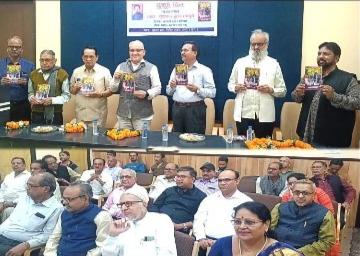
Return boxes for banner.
[127,1,218,36]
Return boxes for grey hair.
[38,172,57,193]
[69,181,93,198]
[7,36,23,45]
[250,29,269,44]
[129,40,144,49]
[40,49,56,57]
[121,168,137,178]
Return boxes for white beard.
[249,48,268,63]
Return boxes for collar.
[186,60,199,70]
[198,177,217,184]
[176,185,195,194]
[6,57,21,65]
[161,176,175,183]
[30,194,56,208]
[12,170,30,177]
[82,63,100,72]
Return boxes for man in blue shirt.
[0,36,35,121]
[123,152,147,173]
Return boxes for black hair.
[31,159,46,170]
[178,166,197,179]
[83,46,98,56]
[287,172,306,181]
[107,150,116,157]
[93,157,105,165]
[218,155,229,163]
[184,41,200,58]
[319,42,341,58]
[329,159,344,167]
[60,150,70,156]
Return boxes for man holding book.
[292,42,360,148]
[166,41,216,134]
[28,50,70,125]
[228,29,286,138]
[0,36,35,121]
[110,40,161,130]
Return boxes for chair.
[174,231,200,256]
[136,173,155,189]
[218,99,237,136]
[350,110,360,148]
[273,102,302,140]
[204,98,217,135]
[150,95,169,131]
[238,176,259,193]
[62,95,76,124]
[105,94,120,129]
[243,192,281,211]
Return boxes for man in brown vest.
[28,50,70,125]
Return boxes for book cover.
[198,2,211,21]
[80,77,95,95]
[304,66,322,90]
[35,83,50,99]
[175,64,188,85]
[244,67,260,89]
[7,64,21,81]
[121,72,136,93]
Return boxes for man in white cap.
[102,189,177,256]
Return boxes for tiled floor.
[349,228,360,256]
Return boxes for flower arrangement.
[64,122,86,133]
[106,128,140,140]
[245,138,313,149]
[6,121,29,130]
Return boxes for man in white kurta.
[149,162,177,201]
[228,29,286,138]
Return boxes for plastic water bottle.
[142,121,148,139]
[162,124,168,142]
[246,126,253,141]
[92,119,99,135]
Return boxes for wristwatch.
[145,91,149,98]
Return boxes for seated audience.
[149,166,206,233]
[102,190,177,255]
[217,155,229,174]
[271,180,335,255]
[105,150,122,168]
[123,152,147,173]
[193,170,252,254]
[0,173,63,256]
[103,169,147,219]
[327,159,344,176]
[256,161,286,196]
[149,153,167,176]
[279,156,294,178]
[58,150,80,173]
[0,157,31,223]
[103,150,123,181]
[194,162,219,195]
[80,158,113,200]
[209,201,302,256]
[44,182,112,256]
[149,162,178,201]
[42,155,71,185]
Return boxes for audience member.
[328,159,344,176]
[292,42,360,148]
[102,190,177,255]
[44,182,112,256]
[110,40,161,130]
[0,173,63,256]
[217,155,228,174]
[166,41,216,134]
[149,153,167,176]
[149,166,206,233]
[123,152,147,173]
[228,29,286,138]
[0,157,31,223]
[194,162,219,195]
[80,158,113,201]
[103,169,147,219]
[58,150,80,173]
[0,35,34,121]
[149,162,177,201]
[279,156,294,178]
[103,150,122,181]
[28,49,70,125]
[271,180,335,255]
[193,170,252,254]
[256,161,286,196]
[42,155,71,185]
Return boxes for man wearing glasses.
[102,190,177,255]
[44,182,112,255]
[228,29,286,138]
[110,40,161,130]
[0,173,62,256]
[149,162,178,201]
[0,36,35,121]
[256,161,286,196]
[271,179,335,255]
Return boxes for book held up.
[244,67,260,89]
[35,84,50,99]
[175,64,188,85]
[304,66,322,90]
[7,65,21,82]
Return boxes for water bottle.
[142,121,148,139]
[92,119,99,135]
[246,126,253,141]
[162,124,168,142]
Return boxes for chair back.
[351,110,360,148]
[105,94,120,129]
[238,176,258,193]
[136,173,154,188]
[151,95,169,131]
[204,98,215,135]
[62,95,76,124]
[223,99,237,135]
[279,102,302,140]
[243,192,281,211]
[174,231,199,256]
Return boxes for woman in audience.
[209,201,303,256]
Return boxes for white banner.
[126,1,218,36]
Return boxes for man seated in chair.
[0,173,63,256]
[44,182,112,256]
[193,170,252,255]
[149,162,178,201]
[123,152,147,173]
[216,155,229,174]
[279,156,295,179]
[103,150,123,181]
[103,169,147,219]
[149,153,167,177]
[42,155,71,186]
[194,162,219,195]
[80,158,113,203]
[102,190,177,255]
[256,161,286,196]
[271,179,335,256]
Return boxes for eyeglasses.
[251,42,266,47]
[129,49,144,52]
[8,46,22,50]
[175,175,192,179]
[117,200,143,208]
[62,194,85,202]
[39,58,54,63]
[120,175,134,179]
[231,218,263,227]
[293,190,313,196]
[26,183,43,189]
[164,168,176,171]
[218,178,237,183]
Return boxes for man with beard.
[228,29,286,138]
[28,50,70,125]
[292,42,360,147]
